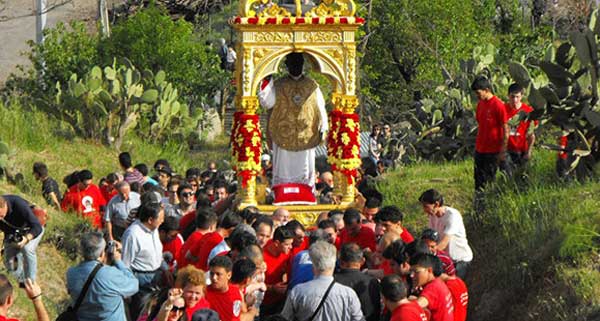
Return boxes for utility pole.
[98,0,110,37]
[35,0,47,44]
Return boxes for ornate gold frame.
[230,1,363,225]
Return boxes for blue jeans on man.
[3,228,44,282]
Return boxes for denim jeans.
[3,228,44,282]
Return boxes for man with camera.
[66,231,139,321]
[0,195,44,285]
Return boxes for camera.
[106,240,116,257]
[6,229,26,244]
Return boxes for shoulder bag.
[305,280,336,321]
[56,263,103,321]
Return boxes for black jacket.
[0,195,43,238]
[334,268,381,321]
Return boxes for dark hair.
[286,220,305,233]
[339,243,364,264]
[375,206,404,223]
[196,194,212,209]
[167,177,181,190]
[327,209,344,218]
[119,152,133,169]
[77,169,93,182]
[365,197,382,209]
[273,226,294,242]
[134,163,149,176]
[264,315,290,321]
[159,216,180,232]
[343,208,362,225]
[409,253,443,277]
[381,274,408,301]
[238,206,260,225]
[138,203,163,222]
[185,167,201,179]
[382,240,409,265]
[420,228,440,242]
[209,255,233,271]
[0,274,13,305]
[508,83,524,95]
[213,179,227,190]
[218,211,242,229]
[130,181,142,194]
[32,162,48,177]
[252,215,274,231]
[231,258,256,283]
[177,182,194,196]
[406,239,433,258]
[106,172,119,184]
[471,75,492,91]
[196,209,218,229]
[317,219,336,231]
[230,231,257,252]
[418,189,444,206]
[154,159,170,170]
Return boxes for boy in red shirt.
[261,226,294,316]
[504,83,537,172]
[206,256,256,321]
[442,275,468,321]
[61,170,107,229]
[179,209,217,268]
[381,274,429,321]
[159,216,185,271]
[472,76,509,192]
[192,211,241,271]
[374,206,414,244]
[340,208,377,252]
[410,253,454,321]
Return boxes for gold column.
[339,95,360,205]
[236,95,261,207]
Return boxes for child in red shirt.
[261,226,294,314]
[381,274,429,321]
[504,83,538,169]
[61,170,107,229]
[410,253,454,321]
[179,209,217,268]
[443,276,468,321]
[159,217,184,271]
[206,256,256,321]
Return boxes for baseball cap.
[420,228,440,242]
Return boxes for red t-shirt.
[61,184,107,229]
[435,250,456,276]
[400,228,415,244]
[505,103,536,152]
[185,297,211,321]
[205,285,243,321]
[445,277,468,321]
[0,316,21,321]
[291,236,309,258]
[339,226,377,252]
[179,230,205,268]
[162,233,184,269]
[263,245,291,305]
[100,185,118,204]
[179,210,196,234]
[419,278,454,321]
[391,301,429,321]
[475,95,508,153]
[193,231,224,271]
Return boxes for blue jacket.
[66,260,139,321]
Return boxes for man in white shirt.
[121,201,164,319]
[419,188,473,279]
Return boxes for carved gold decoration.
[255,32,293,42]
[305,0,356,17]
[242,48,252,93]
[258,3,292,18]
[346,46,356,93]
[324,48,344,66]
[239,96,260,114]
[239,175,258,206]
[303,31,342,43]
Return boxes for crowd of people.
[0,146,476,321]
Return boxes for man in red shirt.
[179,209,217,268]
[261,226,294,317]
[410,254,454,321]
[159,216,185,271]
[472,76,509,192]
[61,170,107,229]
[340,208,377,252]
[206,256,257,321]
[381,274,429,321]
[443,275,468,321]
[0,275,49,321]
[374,206,414,244]
[191,211,241,271]
[286,220,309,258]
[252,216,274,248]
[420,229,456,276]
[504,83,537,173]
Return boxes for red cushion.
[272,183,316,205]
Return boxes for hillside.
[2,99,600,319]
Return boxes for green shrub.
[100,6,228,107]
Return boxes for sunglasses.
[181,192,194,197]
[170,305,186,312]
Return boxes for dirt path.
[0,0,97,84]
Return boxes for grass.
[2,99,600,320]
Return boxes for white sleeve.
[315,88,328,132]
[258,79,276,110]
[443,208,464,237]
[120,232,136,268]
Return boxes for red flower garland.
[231,112,262,188]
[327,110,361,184]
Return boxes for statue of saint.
[259,53,328,204]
